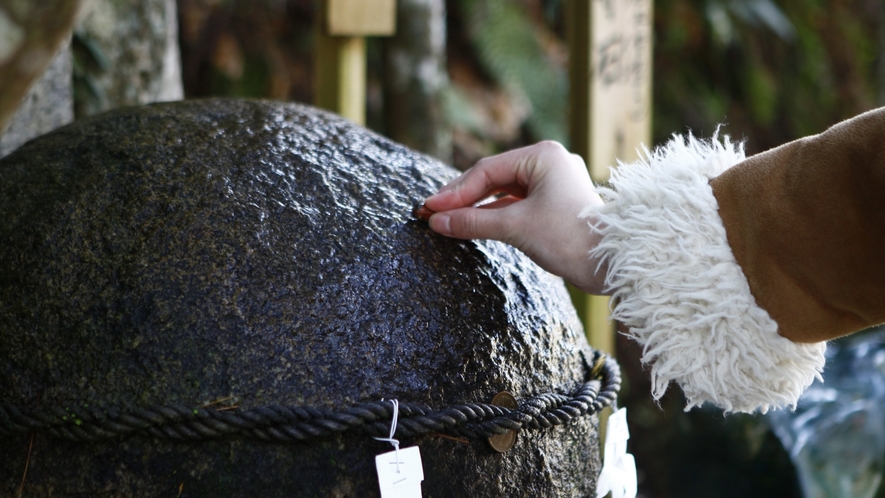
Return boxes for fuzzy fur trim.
[583,134,826,414]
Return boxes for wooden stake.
[567,0,653,356]
[327,0,396,36]
[314,0,396,125]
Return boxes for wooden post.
[314,0,396,125]
[567,0,653,355]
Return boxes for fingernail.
[432,214,451,235]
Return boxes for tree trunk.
[0,0,82,137]
[74,0,183,117]
[383,0,452,163]
[0,41,73,158]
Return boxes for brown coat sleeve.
[711,108,885,343]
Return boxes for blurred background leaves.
[456,0,568,145]
[654,0,881,154]
[175,0,883,165]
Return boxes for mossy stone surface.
[0,99,600,496]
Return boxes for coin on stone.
[488,391,519,452]
[412,203,435,222]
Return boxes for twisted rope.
[0,353,619,443]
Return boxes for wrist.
[568,210,610,295]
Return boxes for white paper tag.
[596,408,637,498]
[606,406,630,443]
[378,483,423,498]
[375,445,424,498]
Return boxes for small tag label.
[606,406,630,442]
[378,483,422,498]
[596,408,637,498]
[375,446,424,498]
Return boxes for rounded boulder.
[0,99,608,497]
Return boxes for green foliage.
[457,0,569,145]
[653,0,880,153]
[72,30,109,118]
[210,55,272,98]
[443,85,488,137]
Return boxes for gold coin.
[488,391,519,453]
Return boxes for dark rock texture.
[0,99,600,497]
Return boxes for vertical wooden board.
[335,36,367,124]
[567,0,654,451]
[587,295,614,354]
[314,4,367,125]
[566,0,592,164]
[327,0,396,36]
[590,0,653,181]
[567,0,653,357]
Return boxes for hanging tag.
[375,445,424,498]
[596,408,637,498]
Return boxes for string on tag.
[373,399,401,473]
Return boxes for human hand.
[423,141,609,294]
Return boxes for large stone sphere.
[0,99,603,496]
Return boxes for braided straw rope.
[0,353,619,443]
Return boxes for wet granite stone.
[0,99,601,496]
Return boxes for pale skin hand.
[423,141,610,295]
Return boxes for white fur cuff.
[583,134,826,414]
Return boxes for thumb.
[428,205,518,243]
